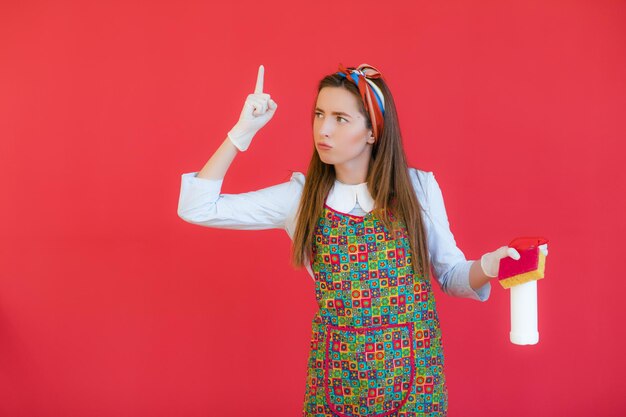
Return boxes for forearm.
[469,259,492,291]
[196,137,239,180]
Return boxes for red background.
[1,1,625,416]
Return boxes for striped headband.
[337,63,386,140]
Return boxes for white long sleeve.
[410,170,490,301]
[177,171,304,232]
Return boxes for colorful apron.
[302,205,447,417]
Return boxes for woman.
[178,64,521,416]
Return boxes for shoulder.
[407,166,431,185]
[285,171,306,197]
[283,171,306,207]
[407,167,434,202]
[283,171,306,236]
[288,171,306,186]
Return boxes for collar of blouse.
[325,179,375,213]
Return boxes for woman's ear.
[366,130,375,144]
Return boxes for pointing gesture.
[227,65,278,151]
[254,64,264,94]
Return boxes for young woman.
[178,64,524,416]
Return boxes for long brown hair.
[291,70,431,280]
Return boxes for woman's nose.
[318,119,332,137]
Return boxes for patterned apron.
[302,205,448,417]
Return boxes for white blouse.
[177,168,490,301]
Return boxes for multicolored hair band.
[337,63,386,139]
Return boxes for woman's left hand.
[480,246,519,278]
[480,243,549,278]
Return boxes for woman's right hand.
[227,65,278,152]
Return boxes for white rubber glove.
[480,243,549,278]
[227,65,278,152]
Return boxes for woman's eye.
[315,112,346,123]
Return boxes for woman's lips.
[317,143,332,150]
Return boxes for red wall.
[1,1,625,416]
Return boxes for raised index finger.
[254,64,264,94]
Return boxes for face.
[313,87,375,168]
